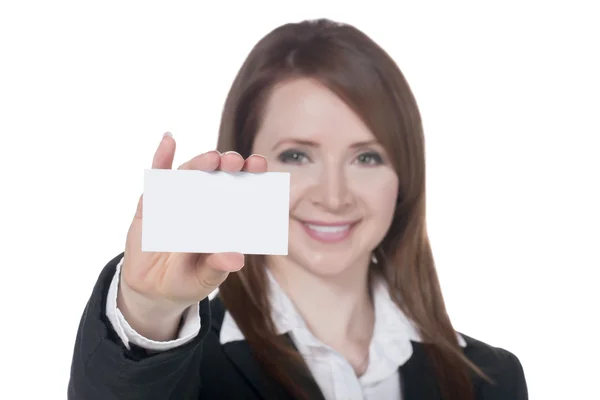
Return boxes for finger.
[242,154,268,173]
[219,151,245,172]
[204,252,245,273]
[178,150,221,171]
[195,252,245,290]
[152,132,176,169]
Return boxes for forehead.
[255,78,376,147]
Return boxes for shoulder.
[461,333,522,369]
[460,333,528,399]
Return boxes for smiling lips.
[300,220,358,243]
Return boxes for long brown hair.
[217,19,486,400]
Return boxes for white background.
[1,1,598,399]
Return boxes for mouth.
[297,220,359,244]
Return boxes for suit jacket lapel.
[210,298,279,398]
[399,341,443,400]
[212,298,325,400]
[281,334,327,400]
[221,335,325,400]
[222,339,291,399]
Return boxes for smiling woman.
[253,78,399,280]
[69,18,528,400]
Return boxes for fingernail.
[249,153,266,159]
[163,131,173,138]
[222,151,241,157]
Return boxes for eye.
[277,149,311,164]
[356,151,384,166]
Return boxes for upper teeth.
[306,224,350,233]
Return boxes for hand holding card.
[119,132,281,342]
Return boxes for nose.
[313,164,353,212]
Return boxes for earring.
[371,252,378,264]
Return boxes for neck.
[267,256,375,347]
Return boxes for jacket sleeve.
[68,253,212,400]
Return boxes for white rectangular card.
[142,169,290,255]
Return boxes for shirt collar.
[219,269,466,349]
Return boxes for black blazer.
[68,253,528,399]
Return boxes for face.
[252,78,399,278]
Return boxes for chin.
[295,253,359,278]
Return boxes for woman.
[69,19,527,400]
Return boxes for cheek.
[352,170,398,218]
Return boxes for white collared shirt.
[107,258,466,400]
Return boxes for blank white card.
[142,169,290,255]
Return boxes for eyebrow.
[271,139,379,151]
